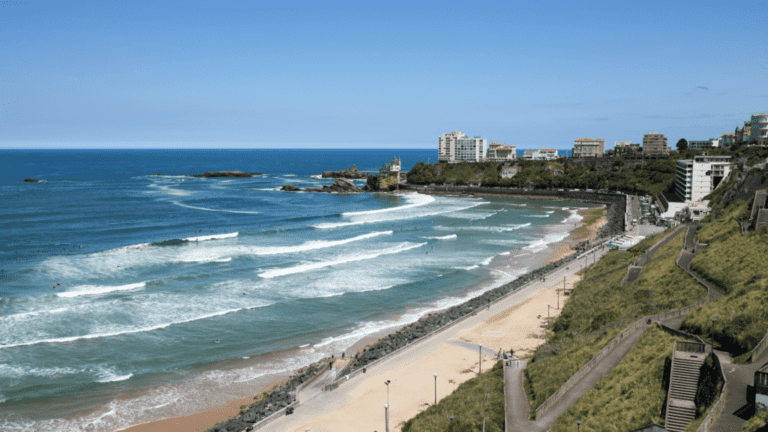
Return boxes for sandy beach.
[119,204,607,432]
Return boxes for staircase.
[665,342,706,432]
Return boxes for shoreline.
[122,199,611,432]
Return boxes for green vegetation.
[401,360,505,432]
[681,202,768,356]
[550,326,694,432]
[525,230,706,413]
[406,157,678,197]
[677,138,689,153]
[742,411,768,432]
[702,169,741,212]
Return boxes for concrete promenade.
[259,249,608,432]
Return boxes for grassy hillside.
[525,230,706,413]
[550,326,695,432]
[681,202,768,357]
[401,360,505,432]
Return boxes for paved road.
[712,351,768,432]
[259,249,610,432]
[503,360,529,432]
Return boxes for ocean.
[0,149,588,431]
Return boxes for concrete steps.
[665,353,705,432]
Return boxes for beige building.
[573,138,605,157]
[487,142,516,161]
[642,132,668,156]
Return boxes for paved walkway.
[259,249,609,432]
[711,351,768,432]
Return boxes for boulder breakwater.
[204,252,584,432]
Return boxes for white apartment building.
[487,142,516,161]
[675,155,732,202]
[521,149,559,160]
[751,113,768,146]
[438,130,487,163]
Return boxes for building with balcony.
[675,155,732,202]
[438,130,487,163]
[487,142,516,161]
[750,113,768,146]
[643,132,668,156]
[573,138,605,157]
[614,141,641,154]
[688,140,714,152]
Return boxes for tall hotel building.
[751,113,768,146]
[438,130,487,163]
[642,132,669,156]
[675,155,732,202]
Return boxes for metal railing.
[695,352,727,432]
[534,227,707,419]
[752,331,768,361]
[675,340,706,353]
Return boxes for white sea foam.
[171,201,260,214]
[311,174,322,179]
[184,232,239,242]
[442,210,498,220]
[314,195,488,229]
[258,242,426,278]
[420,234,457,240]
[341,194,436,217]
[0,305,268,349]
[545,210,555,214]
[56,282,147,298]
[95,367,133,383]
[562,209,584,224]
[499,251,511,255]
[528,214,550,218]
[248,231,392,255]
[435,223,530,233]
[481,256,495,266]
[0,364,80,378]
[524,231,570,253]
[147,184,194,197]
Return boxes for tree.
[676,138,688,153]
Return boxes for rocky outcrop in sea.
[321,165,373,180]
[281,178,366,193]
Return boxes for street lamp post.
[384,380,390,406]
[537,315,541,348]
[479,343,482,374]
[384,404,389,432]
[434,373,437,406]
[545,322,549,344]
[575,419,583,431]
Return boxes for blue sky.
[1,0,766,149]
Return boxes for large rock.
[322,166,372,180]
[281,185,302,192]
[302,179,362,193]
[23,179,40,183]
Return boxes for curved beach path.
[259,250,608,432]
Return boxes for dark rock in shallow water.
[281,184,302,192]
[23,179,40,183]
[322,166,373,180]
[302,179,362,193]
[188,171,262,178]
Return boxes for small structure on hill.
[750,189,768,230]
[379,157,401,176]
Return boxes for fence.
[752,331,768,361]
[675,340,706,354]
[695,351,727,432]
[533,276,710,419]
[322,245,611,392]
[249,363,330,430]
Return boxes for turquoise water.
[0,149,587,431]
